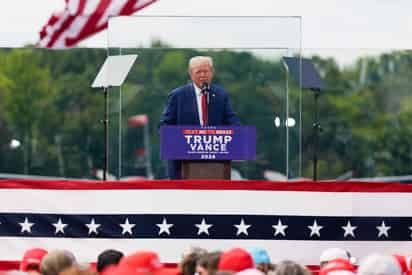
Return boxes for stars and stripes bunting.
[1,213,410,240]
[0,179,412,267]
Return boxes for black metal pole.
[312,88,321,181]
[103,87,108,181]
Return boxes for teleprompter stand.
[283,57,326,181]
[91,55,138,181]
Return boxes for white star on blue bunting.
[342,221,357,238]
[376,221,391,238]
[120,218,136,235]
[272,219,288,237]
[19,217,34,233]
[52,218,68,234]
[156,218,173,235]
[85,218,100,235]
[234,219,251,236]
[195,218,213,235]
[308,220,323,237]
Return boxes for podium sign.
[160,126,256,160]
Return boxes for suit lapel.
[208,85,216,125]
[187,84,200,125]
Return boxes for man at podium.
[159,56,240,179]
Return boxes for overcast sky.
[1,0,411,65]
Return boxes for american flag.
[38,0,158,48]
[0,179,411,268]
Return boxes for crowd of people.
[9,246,412,275]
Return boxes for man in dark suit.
[160,56,240,179]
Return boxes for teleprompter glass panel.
[107,16,302,180]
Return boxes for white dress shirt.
[193,83,205,126]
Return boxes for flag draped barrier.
[0,179,411,269]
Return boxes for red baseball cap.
[117,251,179,275]
[218,248,254,272]
[20,248,48,272]
[320,258,356,275]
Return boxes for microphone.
[201,82,210,93]
[200,82,210,126]
[200,82,210,121]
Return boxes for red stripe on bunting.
[0,179,411,192]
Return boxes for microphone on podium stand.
[201,82,210,103]
[201,82,210,126]
[201,82,210,93]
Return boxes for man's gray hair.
[188,56,214,70]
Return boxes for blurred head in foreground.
[97,249,124,274]
[20,248,48,274]
[40,250,77,275]
[357,254,402,275]
[273,260,311,275]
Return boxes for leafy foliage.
[0,47,411,179]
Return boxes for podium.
[160,126,256,180]
[181,160,231,179]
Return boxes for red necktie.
[201,91,208,126]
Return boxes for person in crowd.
[20,248,48,274]
[319,248,355,268]
[236,269,265,275]
[217,248,254,273]
[96,249,124,274]
[196,251,222,275]
[159,55,241,179]
[59,265,97,275]
[115,250,179,275]
[357,254,402,275]
[320,259,356,275]
[214,272,234,275]
[180,247,208,275]
[247,248,274,275]
[40,250,78,275]
[273,260,311,275]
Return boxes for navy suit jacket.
[160,83,240,179]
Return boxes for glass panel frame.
[106,15,302,180]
